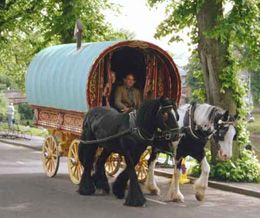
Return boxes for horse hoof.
[124,197,146,207]
[112,187,125,199]
[96,189,109,195]
[78,187,95,196]
[78,184,96,196]
[112,183,125,199]
[163,192,184,203]
[195,192,205,201]
[148,187,161,196]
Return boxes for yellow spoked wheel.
[42,135,60,177]
[105,153,122,176]
[135,148,151,183]
[68,139,83,185]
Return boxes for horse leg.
[165,141,184,202]
[193,156,210,201]
[93,149,111,194]
[124,149,146,207]
[112,168,129,199]
[78,142,98,195]
[145,149,160,195]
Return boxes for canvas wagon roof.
[26,40,181,112]
[26,41,120,112]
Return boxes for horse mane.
[193,102,224,125]
[136,99,161,133]
[208,106,223,123]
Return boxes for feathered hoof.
[147,186,161,196]
[78,183,95,196]
[124,196,146,207]
[195,191,205,201]
[163,191,184,203]
[94,180,110,194]
[112,185,125,199]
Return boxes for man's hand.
[122,107,132,113]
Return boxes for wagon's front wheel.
[68,139,83,184]
[135,148,151,183]
[42,135,60,177]
[105,153,122,176]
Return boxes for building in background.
[4,89,26,105]
[178,66,191,105]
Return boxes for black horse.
[78,98,180,207]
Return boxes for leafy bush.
[190,150,260,183]
[0,92,8,122]
[18,103,34,121]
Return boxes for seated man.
[114,73,142,112]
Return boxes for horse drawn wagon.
[25,40,181,184]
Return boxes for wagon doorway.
[110,47,146,90]
[87,44,180,108]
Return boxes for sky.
[105,0,192,66]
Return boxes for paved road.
[0,142,260,218]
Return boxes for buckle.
[165,132,172,140]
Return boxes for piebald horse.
[145,103,236,202]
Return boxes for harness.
[182,103,214,141]
[182,103,235,142]
[81,104,180,144]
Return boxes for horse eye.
[162,112,169,121]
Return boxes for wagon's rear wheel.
[68,139,83,184]
[42,135,60,177]
[105,153,122,176]
[135,148,151,183]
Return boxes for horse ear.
[222,110,229,121]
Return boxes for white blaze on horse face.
[218,125,236,160]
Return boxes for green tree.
[185,52,206,103]
[0,0,129,90]
[148,0,260,159]
[0,92,8,122]
[251,71,260,107]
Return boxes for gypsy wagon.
[25,40,181,184]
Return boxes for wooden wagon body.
[26,40,181,184]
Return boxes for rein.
[80,129,132,144]
[80,127,180,144]
[81,103,180,144]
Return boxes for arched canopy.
[26,40,181,113]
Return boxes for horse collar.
[183,104,199,140]
[183,104,213,141]
[134,128,155,142]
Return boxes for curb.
[0,139,41,151]
[154,169,260,199]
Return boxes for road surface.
[0,142,259,218]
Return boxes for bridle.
[136,104,180,142]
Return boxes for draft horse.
[78,98,180,207]
[145,102,237,202]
